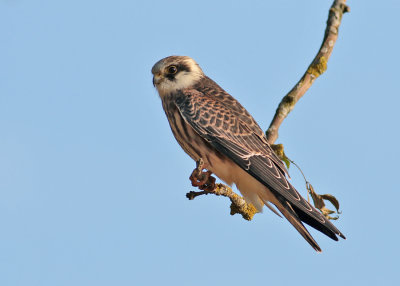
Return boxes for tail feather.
[274,201,322,252]
[291,204,342,241]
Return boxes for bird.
[151,55,345,252]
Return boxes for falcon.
[152,55,345,252]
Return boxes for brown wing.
[175,79,345,241]
[189,77,289,176]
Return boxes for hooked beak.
[153,74,163,86]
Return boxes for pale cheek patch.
[157,71,202,97]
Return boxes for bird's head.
[151,56,204,97]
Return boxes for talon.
[189,160,216,191]
[190,169,211,187]
[202,175,216,191]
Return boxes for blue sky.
[1,0,400,285]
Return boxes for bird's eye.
[167,66,178,74]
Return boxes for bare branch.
[265,0,350,144]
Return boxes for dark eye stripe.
[165,63,191,81]
[166,63,190,74]
[176,63,190,72]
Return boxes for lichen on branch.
[266,0,350,144]
[187,180,258,221]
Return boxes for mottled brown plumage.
[152,55,345,252]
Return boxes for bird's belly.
[205,152,236,186]
[206,152,276,212]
